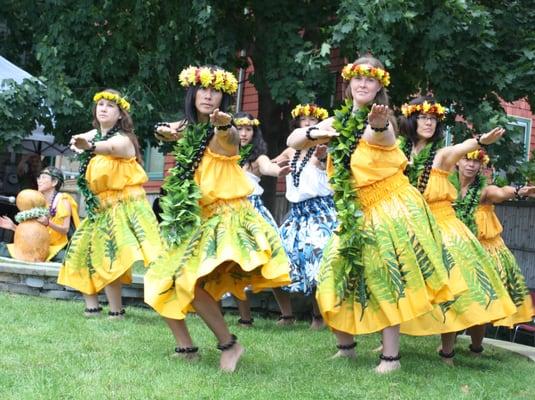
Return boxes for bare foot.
[441,357,455,366]
[220,342,244,373]
[375,360,401,374]
[331,349,356,359]
[276,315,295,326]
[310,317,325,330]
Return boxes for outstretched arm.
[257,155,291,177]
[209,109,240,156]
[437,127,505,171]
[287,117,338,150]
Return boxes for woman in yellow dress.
[398,96,516,364]
[145,66,290,372]
[0,166,80,261]
[452,150,535,328]
[287,56,455,374]
[58,89,162,319]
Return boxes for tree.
[305,0,535,182]
[1,0,534,185]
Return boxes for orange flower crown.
[466,149,490,165]
[341,63,391,87]
[290,104,329,120]
[178,66,238,95]
[401,101,446,121]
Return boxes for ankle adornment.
[439,349,455,358]
[336,342,356,350]
[175,346,199,354]
[238,318,254,325]
[217,334,237,351]
[379,353,401,362]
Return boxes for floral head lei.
[291,104,329,121]
[178,66,238,95]
[465,149,490,166]
[341,63,391,87]
[234,117,260,127]
[93,91,131,112]
[401,101,446,121]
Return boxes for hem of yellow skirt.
[400,297,518,336]
[317,287,437,335]
[144,251,290,320]
[492,297,535,327]
[58,261,136,295]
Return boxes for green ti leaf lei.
[399,136,437,188]
[329,100,369,293]
[239,144,254,167]
[160,123,212,246]
[77,130,104,221]
[15,207,49,223]
[449,171,486,235]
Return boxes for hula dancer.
[272,104,337,330]
[144,66,290,372]
[233,112,291,327]
[288,57,455,373]
[58,89,162,319]
[452,150,535,328]
[398,96,516,364]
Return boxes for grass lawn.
[1,292,533,400]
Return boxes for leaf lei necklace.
[449,171,486,235]
[77,124,121,221]
[160,123,214,246]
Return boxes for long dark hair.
[398,95,444,145]
[234,111,267,165]
[184,65,233,124]
[92,88,143,164]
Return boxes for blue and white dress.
[280,162,337,295]
[245,171,279,230]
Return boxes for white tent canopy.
[0,56,71,156]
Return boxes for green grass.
[1,293,533,400]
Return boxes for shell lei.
[15,207,49,223]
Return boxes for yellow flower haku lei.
[290,104,329,120]
[93,91,131,112]
[401,101,446,121]
[178,66,238,95]
[341,63,391,87]
[466,149,490,166]
[234,117,260,126]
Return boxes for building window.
[508,116,532,160]
[144,145,164,180]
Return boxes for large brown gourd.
[12,189,50,262]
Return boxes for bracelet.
[514,185,525,200]
[306,126,319,141]
[214,123,232,131]
[154,122,171,131]
[475,134,486,147]
[368,120,390,133]
[89,141,96,153]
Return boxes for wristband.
[306,126,319,141]
[368,120,390,133]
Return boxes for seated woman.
[0,166,80,262]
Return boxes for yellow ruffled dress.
[316,140,456,335]
[7,192,80,261]
[58,155,162,294]
[400,170,516,335]
[144,148,290,320]
[475,204,534,327]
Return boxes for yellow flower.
[93,91,130,111]
[199,67,213,87]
